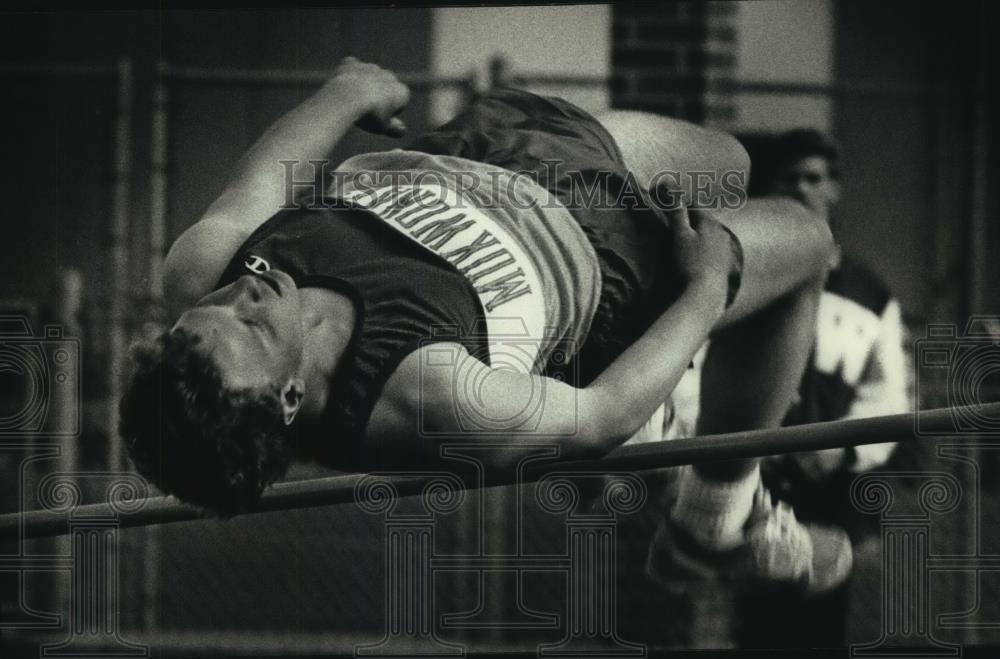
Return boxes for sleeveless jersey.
[332,149,603,372]
[215,205,490,465]
[216,152,605,464]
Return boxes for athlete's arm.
[162,57,409,317]
[423,281,722,459]
[374,210,733,468]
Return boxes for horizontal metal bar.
[0,63,118,79]
[159,63,473,90]
[509,73,611,88]
[513,72,980,100]
[724,79,957,99]
[1,402,997,541]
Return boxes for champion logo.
[244,255,271,274]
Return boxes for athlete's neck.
[295,287,357,422]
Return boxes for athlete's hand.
[326,56,410,138]
[671,207,741,307]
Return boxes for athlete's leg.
[597,110,850,592]
[696,271,823,470]
[593,109,833,326]
[595,108,831,445]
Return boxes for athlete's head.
[174,269,306,398]
[767,129,841,218]
[119,269,306,514]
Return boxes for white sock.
[670,464,760,551]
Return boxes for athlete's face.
[771,155,840,218]
[173,270,305,392]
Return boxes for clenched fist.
[325,56,410,138]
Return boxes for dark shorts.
[408,88,684,383]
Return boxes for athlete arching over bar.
[120,58,850,594]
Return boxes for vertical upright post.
[488,55,511,91]
[461,71,480,108]
[148,60,169,310]
[966,2,989,317]
[141,59,169,637]
[961,12,989,646]
[927,92,957,332]
[52,268,84,623]
[55,268,83,476]
[107,57,133,474]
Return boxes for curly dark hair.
[743,129,839,198]
[119,327,294,515]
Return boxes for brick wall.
[611,1,738,126]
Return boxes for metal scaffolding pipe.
[485,57,979,99]
[0,63,117,79]
[107,58,134,473]
[1,402,996,542]
[148,61,170,306]
[160,63,476,90]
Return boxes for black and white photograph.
[1,2,998,657]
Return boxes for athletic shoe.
[645,482,853,596]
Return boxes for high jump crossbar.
[1,402,997,542]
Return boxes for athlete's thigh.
[710,198,832,328]
[593,110,833,326]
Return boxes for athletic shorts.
[407,88,689,384]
